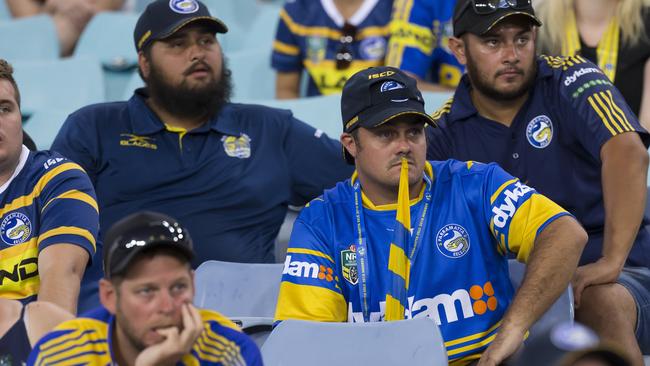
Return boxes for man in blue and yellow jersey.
[0,59,98,315]
[426,1,650,364]
[52,0,352,312]
[28,211,262,366]
[274,66,588,365]
[385,0,464,91]
[271,0,393,98]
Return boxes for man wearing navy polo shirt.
[51,0,353,312]
[427,0,650,364]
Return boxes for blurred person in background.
[0,59,98,315]
[536,0,650,129]
[427,0,650,364]
[271,0,393,98]
[6,0,126,57]
[385,0,465,91]
[514,322,631,366]
[52,0,353,312]
[28,211,262,366]
[0,299,73,365]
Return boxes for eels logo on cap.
[169,0,199,14]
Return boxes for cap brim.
[358,100,438,130]
[463,11,542,37]
[108,240,194,278]
[342,102,437,165]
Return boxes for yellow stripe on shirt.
[287,248,334,263]
[42,189,98,213]
[37,226,96,251]
[275,281,347,322]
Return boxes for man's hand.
[572,257,622,308]
[477,327,525,366]
[135,303,203,366]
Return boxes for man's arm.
[276,71,301,99]
[479,215,587,365]
[572,132,649,306]
[37,244,89,315]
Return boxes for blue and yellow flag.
[385,158,411,321]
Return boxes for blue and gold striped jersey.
[271,0,393,96]
[275,160,570,364]
[28,306,263,366]
[385,0,464,87]
[0,146,98,303]
[427,55,650,267]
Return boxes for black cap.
[453,0,542,37]
[514,322,631,366]
[341,66,436,164]
[103,211,194,279]
[134,0,228,51]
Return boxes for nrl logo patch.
[340,244,358,285]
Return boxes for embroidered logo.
[222,134,251,159]
[526,115,553,149]
[119,134,158,150]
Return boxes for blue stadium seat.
[0,15,59,62]
[12,57,105,118]
[193,260,284,318]
[121,70,144,100]
[75,12,140,101]
[0,1,11,21]
[261,318,447,366]
[22,109,71,150]
[228,49,276,101]
[508,259,574,337]
[421,91,453,113]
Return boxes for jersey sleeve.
[283,115,354,206]
[36,158,99,261]
[555,56,650,158]
[274,203,348,322]
[385,0,436,78]
[483,163,571,263]
[271,5,303,72]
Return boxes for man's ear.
[138,51,151,80]
[340,132,358,160]
[99,279,118,315]
[448,36,468,66]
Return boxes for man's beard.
[115,302,148,352]
[465,48,537,101]
[146,58,232,121]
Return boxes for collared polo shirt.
[52,89,353,310]
[427,56,650,266]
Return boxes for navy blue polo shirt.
[427,55,650,266]
[52,89,352,265]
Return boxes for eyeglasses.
[336,23,357,70]
[455,0,531,21]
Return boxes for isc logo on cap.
[368,70,395,80]
[169,0,199,14]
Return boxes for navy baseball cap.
[134,0,228,51]
[453,0,542,37]
[103,211,194,279]
[341,66,436,164]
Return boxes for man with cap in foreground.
[274,66,588,365]
[426,0,650,363]
[28,211,262,366]
[51,0,353,312]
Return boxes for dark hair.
[0,59,21,107]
